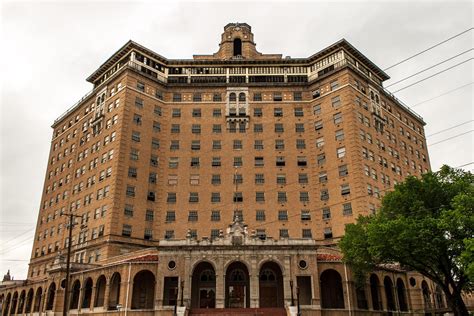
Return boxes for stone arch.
[259,261,284,308]
[191,261,216,308]
[46,282,56,310]
[69,280,81,310]
[33,287,42,312]
[320,269,345,308]
[225,261,250,308]
[81,277,93,309]
[396,278,408,311]
[238,92,246,102]
[131,270,155,309]
[223,259,251,275]
[108,272,121,310]
[233,38,242,56]
[191,259,217,275]
[24,289,34,313]
[10,292,18,315]
[370,274,382,310]
[257,258,285,274]
[383,276,396,311]
[94,275,106,307]
[17,290,26,314]
[229,92,237,102]
[2,293,10,316]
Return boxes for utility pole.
[61,212,82,316]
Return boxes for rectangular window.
[144,228,153,240]
[212,124,222,133]
[319,171,328,183]
[300,191,309,202]
[133,113,142,125]
[165,211,175,222]
[126,185,135,197]
[152,138,160,149]
[256,210,266,221]
[278,210,288,221]
[301,210,311,221]
[324,227,333,239]
[135,97,144,108]
[298,173,308,184]
[276,156,285,167]
[313,104,321,115]
[295,123,305,133]
[331,95,341,108]
[211,174,221,185]
[338,164,348,176]
[212,140,221,150]
[122,224,132,237]
[211,210,221,221]
[172,93,182,102]
[277,174,286,184]
[317,153,326,165]
[256,191,265,202]
[193,93,202,102]
[330,80,339,91]
[233,157,243,167]
[190,174,199,185]
[255,156,264,167]
[171,124,180,133]
[170,140,180,150]
[254,108,262,117]
[337,147,346,158]
[256,229,266,240]
[212,157,221,167]
[192,108,201,117]
[274,123,284,133]
[213,94,222,102]
[189,192,199,203]
[254,140,263,150]
[333,112,343,124]
[233,140,243,150]
[297,156,307,167]
[153,121,161,132]
[322,207,331,220]
[128,167,137,178]
[192,124,201,134]
[254,124,263,133]
[316,137,325,147]
[137,82,145,92]
[293,92,302,101]
[233,192,243,202]
[273,92,282,101]
[274,108,283,117]
[124,204,134,217]
[296,139,306,149]
[146,210,154,221]
[255,173,265,184]
[188,211,198,222]
[279,229,289,238]
[278,191,287,203]
[154,106,162,116]
[164,230,175,239]
[343,203,353,215]
[294,107,304,117]
[341,184,351,195]
[320,189,329,201]
[275,139,285,150]
[190,157,200,168]
[149,173,157,183]
[167,192,176,203]
[155,90,163,100]
[172,108,181,117]
[191,140,200,150]
[302,229,312,239]
[131,131,141,142]
[335,129,344,141]
[253,93,262,101]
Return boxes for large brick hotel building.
[0,23,451,315]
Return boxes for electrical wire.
[428,130,473,147]
[385,48,473,88]
[454,162,474,169]
[410,82,473,108]
[392,58,473,93]
[383,28,473,71]
[427,120,473,137]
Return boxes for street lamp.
[61,212,83,316]
[290,280,295,306]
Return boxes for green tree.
[340,166,473,316]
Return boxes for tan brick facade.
[1,23,461,316]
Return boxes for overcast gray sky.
[1,0,472,279]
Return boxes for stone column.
[215,255,224,308]
[283,255,291,306]
[90,285,97,311]
[183,255,191,307]
[249,255,258,308]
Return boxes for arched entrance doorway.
[94,275,106,307]
[225,262,250,308]
[70,281,80,310]
[320,269,345,308]
[24,289,33,313]
[384,276,396,311]
[259,261,284,308]
[108,272,121,310]
[10,292,18,315]
[82,278,93,309]
[46,283,56,310]
[131,270,155,309]
[397,278,408,311]
[370,274,382,310]
[191,262,216,308]
[17,290,26,314]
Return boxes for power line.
[385,48,473,88]
[428,130,473,147]
[392,58,473,93]
[427,120,473,137]
[410,82,473,108]
[383,28,473,71]
[454,162,474,169]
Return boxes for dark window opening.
[233,38,242,56]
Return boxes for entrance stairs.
[189,308,287,316]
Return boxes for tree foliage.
[339,165,473,315]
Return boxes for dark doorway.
[225,261,250,308]
[163,277,179,306]
[82,278,93,309]
[370,274,382,310]
[33,287,43,312]
[17,290,26,314]
[297,276,312,305]
[320,269,344,308]
[94,275,106,307]
[233,38,242,56]
[397,278,408,311]
[259,262,284,308]
[131,270,155,309]
[384,276,396,311]
[46,283,56,310]
[24,289,33,313]
[191,262,216,308]
[108,272,121,310]
[70,281,80,310]
[10,292,18,315]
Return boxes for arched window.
[369,274,382,310]
[192,262,216,309]
[94,275,106,307]
[10,292,18,315]
[396,278,408,311]
[233,38,242,56]
[108,272,121,310]
[70,280,81,310]
[81,278,93,309]
[259,262,284,308]
[320,269,345,308]
[229,93,237,102]
[384,277,396,311]
[17,290,26,314]
[131,270,155,309]
[33,287,43,312]
[46,283,56,310]
[2,293,11,316]
[422,280,432,309]
[238,93,246,102]
[24,289,34,313]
